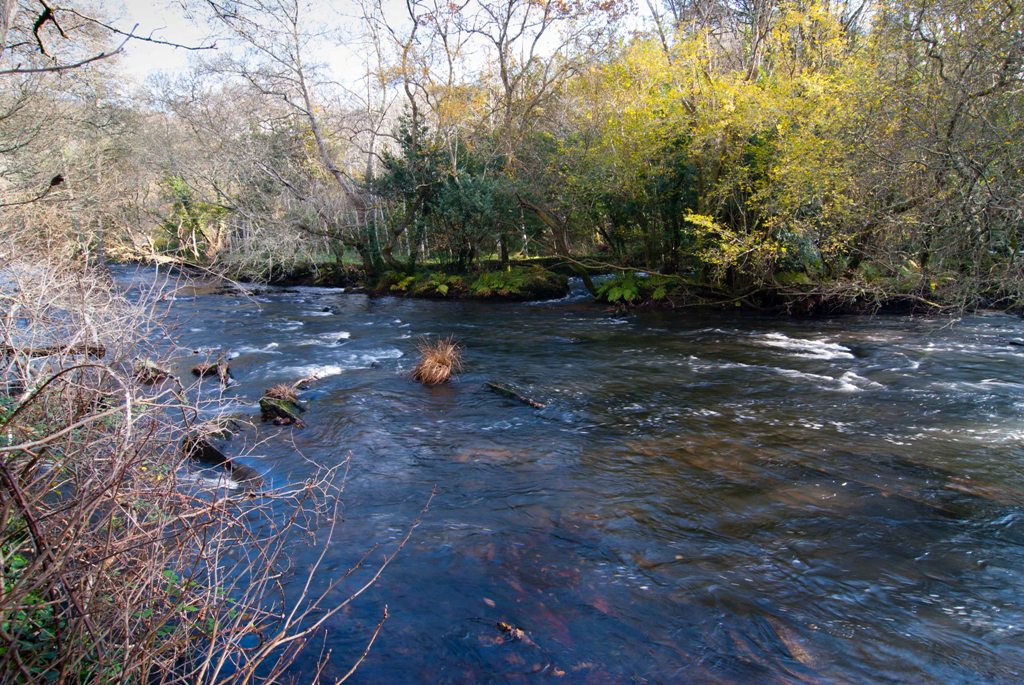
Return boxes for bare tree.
[200,0,380,271]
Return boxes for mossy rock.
[259,396,306,426]
[192,360,231,385]
[775,271,815,287]
[856,261,887,283]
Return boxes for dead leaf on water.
[767,617,818,668]
[496,621,526,641]
[589,595,612,615]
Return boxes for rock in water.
[259,395,306,427]
[191,358,232,386]
[183,422,262,486]
[183,434,229,466]
[134,359,172,385]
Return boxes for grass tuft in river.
[412,336,463,385]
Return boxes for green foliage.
[597,272,642,303]
[159,175,229,262]
[595,272,679,305]
[378,267,567,301]
[73,0,1024,309]
[379,271,465,297]
[413,272,464,297]
[388,273,419,293]
[0,396,16,431]
[469,267,568,300]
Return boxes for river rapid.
[118,267,1024,684]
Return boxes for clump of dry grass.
[412,337,463,385]
[264,382,298,402]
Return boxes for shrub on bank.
[468,267,568,300]
[595,272,676,304]
[0,245,390,683]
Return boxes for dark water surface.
[120,267,1024,684]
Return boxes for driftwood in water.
[293,373,321,390]
[1,342,106,358]
[486,381,545,409]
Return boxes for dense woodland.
[2,0,1023,309]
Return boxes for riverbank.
[116,254,1023,317]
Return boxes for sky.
[112,0,212,81]
[111,0,372,84]
[108,0,650,88]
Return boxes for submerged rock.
[486,381,545,409]
[191,358,232,386]
[182,424,262,486]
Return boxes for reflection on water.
[118,267,1024,683]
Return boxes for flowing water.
[119,267,1024,684]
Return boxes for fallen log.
[486,381,545,409]
[1,343,106,358]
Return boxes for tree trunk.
[0,0,17,56]
[499,234,509,269]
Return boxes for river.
[118,267,1024,684]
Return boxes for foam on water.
[839,371,884,390]
[229,342,281,357]
[755,332,855,360]
[340,348,404,367]
[930,378,1024,393]
[278,363,345,378]
[178,471,241,490]
[771,367,880,392]
[295,331,353,346]
[196,400,255,419]
[269,320,304,331]
[690,358,754,372]
[282,285,347,295]
[691,355,881,392]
